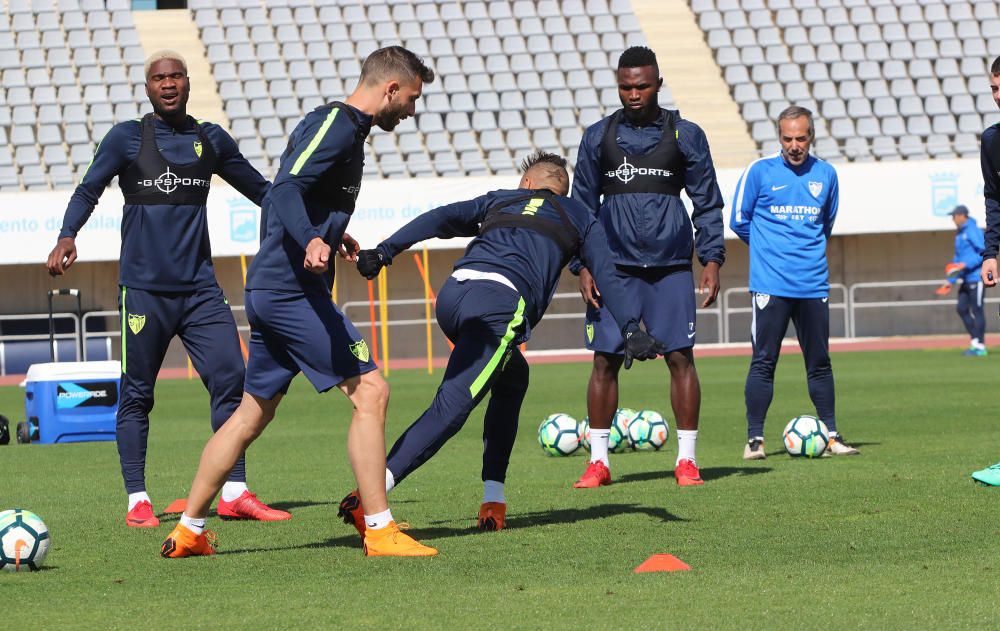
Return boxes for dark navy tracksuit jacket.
[57,115,269,492]
[371,188,643,485]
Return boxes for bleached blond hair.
[144,50,187,78]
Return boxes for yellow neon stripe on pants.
[120,286,127,374]
[469,297,525,398]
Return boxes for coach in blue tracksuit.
[936,205,986,356]
[570,46,725,488]
[730,105,858,459]
[350,152,666,531]
[46,51,289,526]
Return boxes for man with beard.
[161,46,438,559]
[570,47,726,489]
[46,50,289,528]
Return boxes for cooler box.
[21,361,120,444]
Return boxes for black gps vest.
[599,108,686,197]
[120,114,217,205]
[479,189,582,263]
[283,101,366,213]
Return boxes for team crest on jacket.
[808,181,823,197]
[127,313,146,335]
[193,141,202,158]
[754,293,770,310]
[349,340,370,362]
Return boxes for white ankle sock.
[363,508,393,531]
[589,429,611,466]
[221,481,248,502]
[676,429,698,465]
[482,480,505,504]
[180,513,205,535]
[385,468,396,493]
[128,491,151,511]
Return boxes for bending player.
[338,151,667,534]
[46,51,288,527]
[161,46,438,558]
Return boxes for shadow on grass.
[765,441,880,457]
[215,503,684,555]
[618,466,772,484]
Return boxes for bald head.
[518,151,570,196]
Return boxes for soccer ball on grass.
[538,413,581,456]
[782,415,830,458]
[627,410,670,451]
[0,509,50,572]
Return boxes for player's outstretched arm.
[210,124,271,205]
[49,122,133,277]
[355,196,490,280]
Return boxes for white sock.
[385,468,396,493]
[180,513,206,535]
[128,491,151,511]
[363,508,394,531]
[676,429,698,465]
[482,480,505,504]
[973,339,986,349]
[221,481,248,502]
[589,429,611,466]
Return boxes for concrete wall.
[2,229,971,369]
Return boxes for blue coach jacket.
[952,218,985,285]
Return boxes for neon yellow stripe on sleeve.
[289,108,340,175]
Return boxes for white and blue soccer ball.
[609,407,635,453]
[0,509,50,572]
[578,409,635,453]
[538,413,581,456]
[783,415,830,458]
[627,410,670,451]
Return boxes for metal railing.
[0,278,990,373]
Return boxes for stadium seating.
[188,0,653,178]
[0,0,146,191]
[5,0,1000,190]
[692,0,1000,162]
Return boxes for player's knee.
[591,353,622,381]
[357,371,390,411]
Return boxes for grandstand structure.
[4,0,1000,189]
[1,0,998,369]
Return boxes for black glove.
[356,248,387,280]
[623,328,668,369]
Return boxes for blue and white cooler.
[20,361,120,444]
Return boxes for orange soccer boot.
[160,523,216,558]
[363,521,438,557]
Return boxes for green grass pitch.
[1,349,999,629]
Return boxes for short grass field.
[2,348,999,629]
